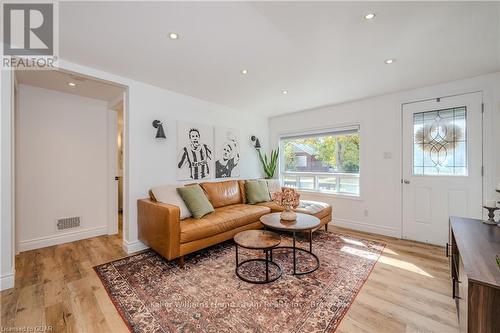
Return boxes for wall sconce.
[152,120,166,140]
[251,135,261,149]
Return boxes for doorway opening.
[109,99,125,236]
[14,69,127,252]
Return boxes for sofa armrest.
[138,199,181,260]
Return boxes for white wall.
[125,81,268,251]
[16,85,110,251]
[269,72,500,238]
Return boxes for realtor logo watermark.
[2,1,59,69]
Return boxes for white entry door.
[402,93,483,245]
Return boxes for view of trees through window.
[280,131,360,195]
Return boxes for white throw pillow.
[265,179,282,197]
[150,185,192,220]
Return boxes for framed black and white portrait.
[214,127,240,178]
[177,121,214,180]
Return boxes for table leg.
[309,229,312,253]
[293,231,296,275]
[235,244,239,267]
[265,250,269,281]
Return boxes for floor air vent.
[57,217,81,230]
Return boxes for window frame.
[278,124,362,198]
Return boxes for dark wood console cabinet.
[448,216,500,332]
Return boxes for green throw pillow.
[176,185,214,219]
[245,180,271,204]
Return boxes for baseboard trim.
[122,239,149,254]
[19,226,108,252]
[0,271,15,291]
[333,218,400,238]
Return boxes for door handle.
[403,179,410,184]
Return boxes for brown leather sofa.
[138,180,332,267]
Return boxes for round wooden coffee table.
[260,213,320,275]
[233,230,282,284]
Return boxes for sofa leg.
[325,223,328,232]
[179,256,185,269]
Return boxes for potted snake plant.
[257,148,279,179]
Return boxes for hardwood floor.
[333,227,458,333]
[0,225,458,333]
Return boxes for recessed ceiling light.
[384,58,396,64]
[169,32,179,40]
[241,69,248,75]
[68,82,76,87]
[282,90,288,95]
[364,13,376,20]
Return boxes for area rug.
[94,231,385,333]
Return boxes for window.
[413,107,467,176]
[280,126,360,196]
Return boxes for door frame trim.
[401,90,483,107]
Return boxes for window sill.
[296,190,363,201]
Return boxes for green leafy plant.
[257,148,279,179]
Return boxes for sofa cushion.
[180,204,271,243]
[150,184,192,219]
[296,200,332,219]
[245,180,271,204]
[257,200,332,220]
[265,179,282,197]
[177,185,215,219]
[238,180,247,204]
[200,180,241,208]
[256,201,284,212]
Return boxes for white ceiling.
[59,1,500,116]
[16,70,125,102]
